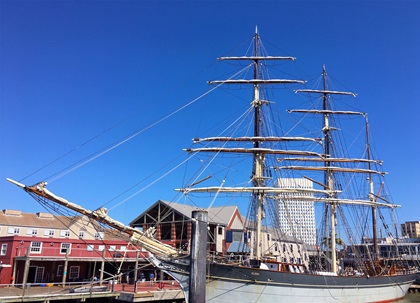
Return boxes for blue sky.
[1,0,419,226]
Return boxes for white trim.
[60,243,71,255]
[57,265,63,276]
[0,243,7,256]
[69,266,80,279]
[30,241,42,254]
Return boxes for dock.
[409,283,420,293]
[114,281,184,302]
[0,281,184,303]
[0,285,118,302]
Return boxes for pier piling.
[189,210,208,303]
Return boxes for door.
[35,267,44,283]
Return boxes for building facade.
[0,209,148,285]
[275,178,316,245]
[401,221,420,238]
[129,200,244,256]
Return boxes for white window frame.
[26,228,38,236]
[79,231,86,239]
[0,243,7,255]
[57,265,63,277]
[34,266,44,283]
[69,266,80,279]
[8,227,19,234]
[60,243,71,255]
[87,244,94,251]
[94,232,104,240]
[60,230,70,238]
[98,245,105,251]
[44,229,55,237]
[30,242,42,254]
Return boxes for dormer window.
[60,230,70,238]
[94,232,104,240]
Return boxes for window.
[44,230,55,237]
[69,266,80,279]
[94,232,104,240]
[120,246,126,251]
[26,228,38,236]
[232,230,243,242]
[60,230,70,238]
[87,244,94,251]
[109,245,116,251]
[79,231,85,239]
[98,245,105,251]
[60,243,71,254]
[30,242,42,253]
[218,227,223,235]
[57,265,63,276]
[8,227,20,235]
[1,244,7,255]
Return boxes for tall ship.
[8,29,417,302]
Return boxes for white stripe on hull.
[164,270,412,303]
[205,279,411,303]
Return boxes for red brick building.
[0,209,149,285]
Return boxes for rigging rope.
[43,65,253,184]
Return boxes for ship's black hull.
[150,256,417,303]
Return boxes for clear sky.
[1,0,419,225]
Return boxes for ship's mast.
[365,116,380,260]
[252,28,264,261]
[207,28,305,262]
[321,66,338,273]
[295,66,358,274]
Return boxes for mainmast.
[295,66,357,273]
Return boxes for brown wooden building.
[129,200,245,256]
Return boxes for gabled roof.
[129,200,239,226]
[0,209,69,229]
